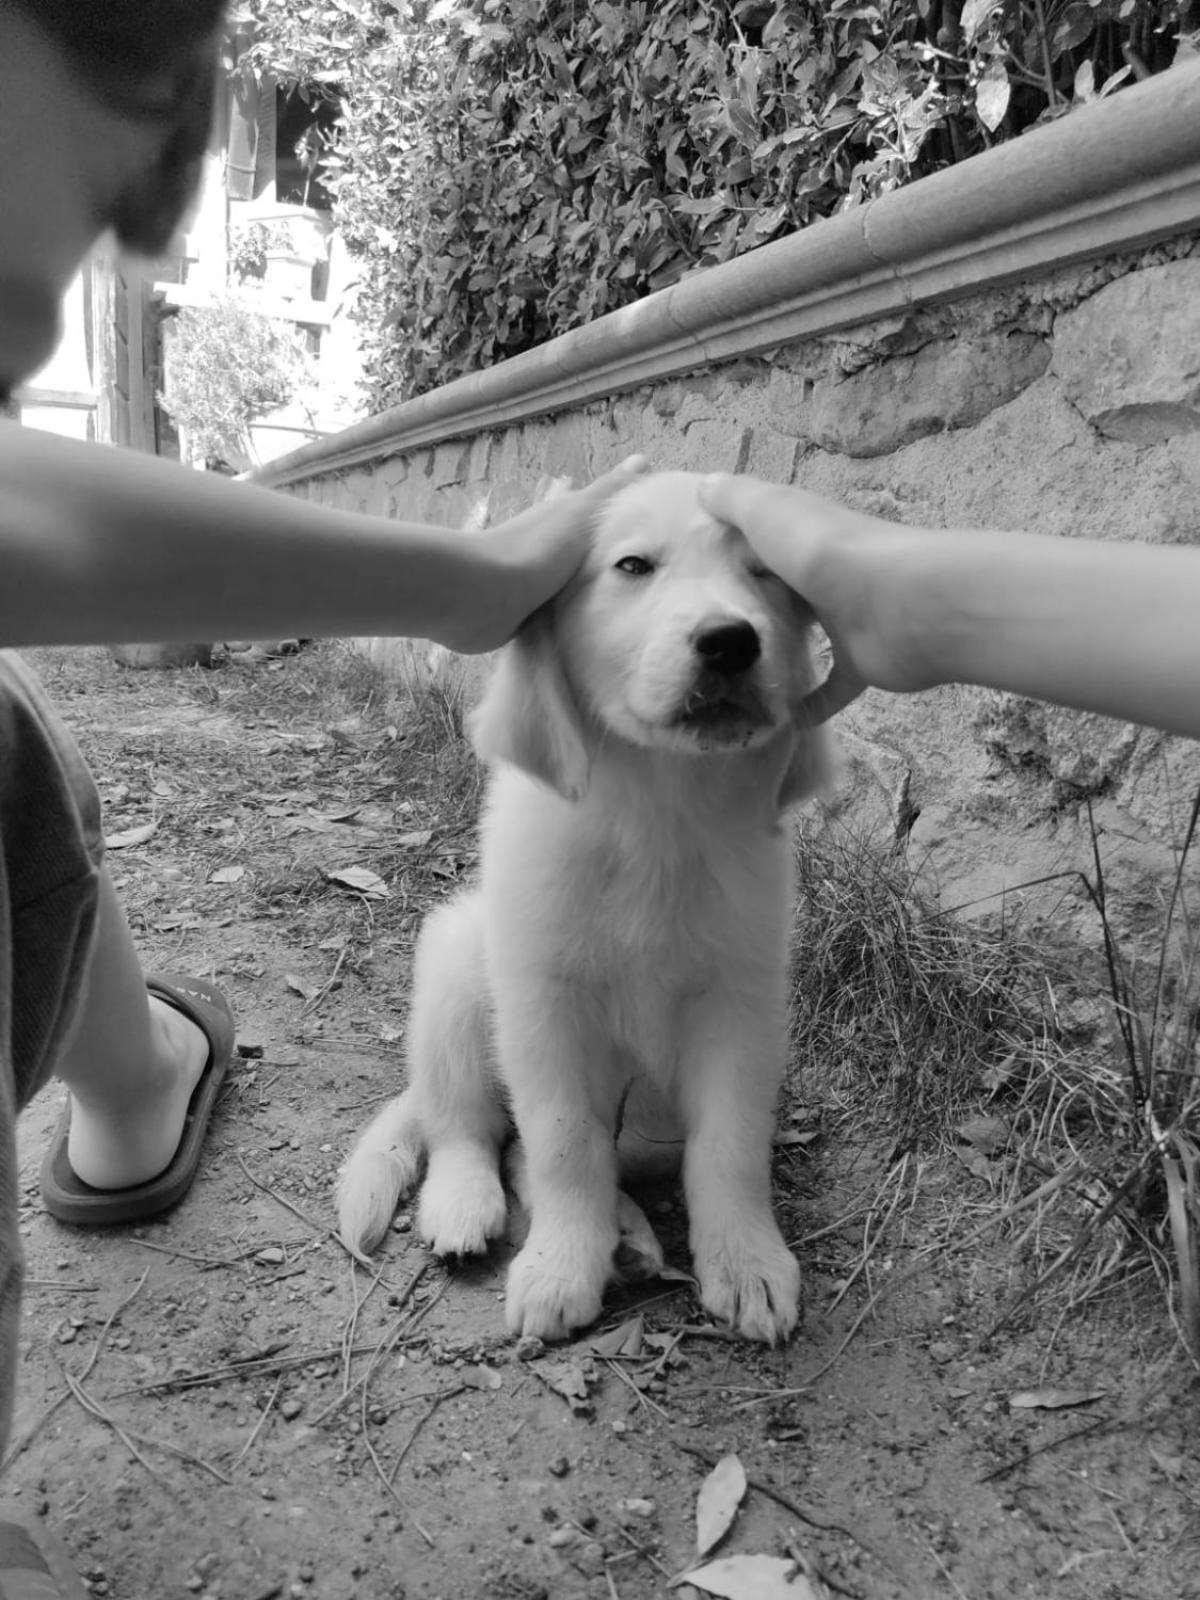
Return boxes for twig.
[302,943,349,1016]
[64,1370,168,1489]
[388,1385,464,1483]
[603,1356,670,1421]
[3,1267,151,1471]
[782,1530,861,1599]
[233,1371,285,1469]
[108,1341,377,1399]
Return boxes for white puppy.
[337,470,832,1343]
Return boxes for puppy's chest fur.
[481,765,792,1017]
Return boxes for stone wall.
[283,239,1200,943]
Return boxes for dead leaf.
[955,1114,1010,1154]
[540,1358,598,1415]
[773,1129,818,1148]
[585,1315,645,1360]
[676,1554,821,1599]
[394,829,433,849]
[953,1144,993,1182]
[1008,1388,1106,1411]
[695,1453,747,1558]
[326,866,390,899]
[106,820,158,850]
[210,864,246,884]
[285,973,319,1001]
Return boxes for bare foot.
[65,996,209,1190]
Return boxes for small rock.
[547,1528,577,1550]
[255,1248,286,1266]
[237,1041,265,1059]
[570,1541,607,1579]
[515,1336,544,1361]
[548,1456,570,1478]
[280,1398,304,1421]
[616,1497,656,1522]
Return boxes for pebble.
[255,1247,286,1267]
[548,1456,570,1478]
[280,1398,304,1421]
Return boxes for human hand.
[699,473,937,722]
[450,454,649,653]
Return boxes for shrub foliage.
[232,0,1196,408]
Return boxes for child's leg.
[52,866,209,1189]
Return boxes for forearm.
[904,527,1200,738]
[0,425,509,650]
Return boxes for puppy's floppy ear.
[776,720,836,811]
[775,599,838,811]
[468,605,593,800]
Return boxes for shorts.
[0,649,105,1451]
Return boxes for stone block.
[810,331,1050,458]
[1051,260,1200,443]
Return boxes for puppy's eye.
[615,555,655,577]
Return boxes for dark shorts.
[0,649,104,1450]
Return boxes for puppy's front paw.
[506,1225,614,1341]
[693,1220,801,1345]
[418,1147,507,1257]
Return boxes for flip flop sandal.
[39,973,235,1226]
[0,1511,89,1598]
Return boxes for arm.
[1,424,643,654]
[700,473,1200,740]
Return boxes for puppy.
[337,470,832,1343]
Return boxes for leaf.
[960,0,999,44]
[695,1454,747,1558]
[394,829,434,848]
[106,820,158,850]
[1008,1388,1106,1411]
[285,973,319,1001]
[326,865,390,898]
[585,1315,645,1359]
[975,61,1010,133]
[210,864,246,884]
[677,1553,821,1599]
[956,1114,1010,1154]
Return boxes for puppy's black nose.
[692,617,761,675]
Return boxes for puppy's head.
[471,470,831,804]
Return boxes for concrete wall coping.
[255,58,1200,489]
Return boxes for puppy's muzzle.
[692,616,761,676]
[673,615,771,737]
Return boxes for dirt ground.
[6,643,1200,1600]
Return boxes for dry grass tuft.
[787,805,1200,1356]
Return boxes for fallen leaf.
[773,1129,818,1148]
[676,1553,821,1599]
[1009,1388,1106,1411]
[540,1358,598,1415]
[210,864,246,884]
[394,829,433,849]
[953,1145,993,1182]
[955,1114,1010,1154]
[326,865,390,899]
[585,1315,645,1360]
[106,820,158,850]
[285,973,319,1001]
[695,1453,747,1557]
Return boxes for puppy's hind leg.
[411,895,510,1257]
